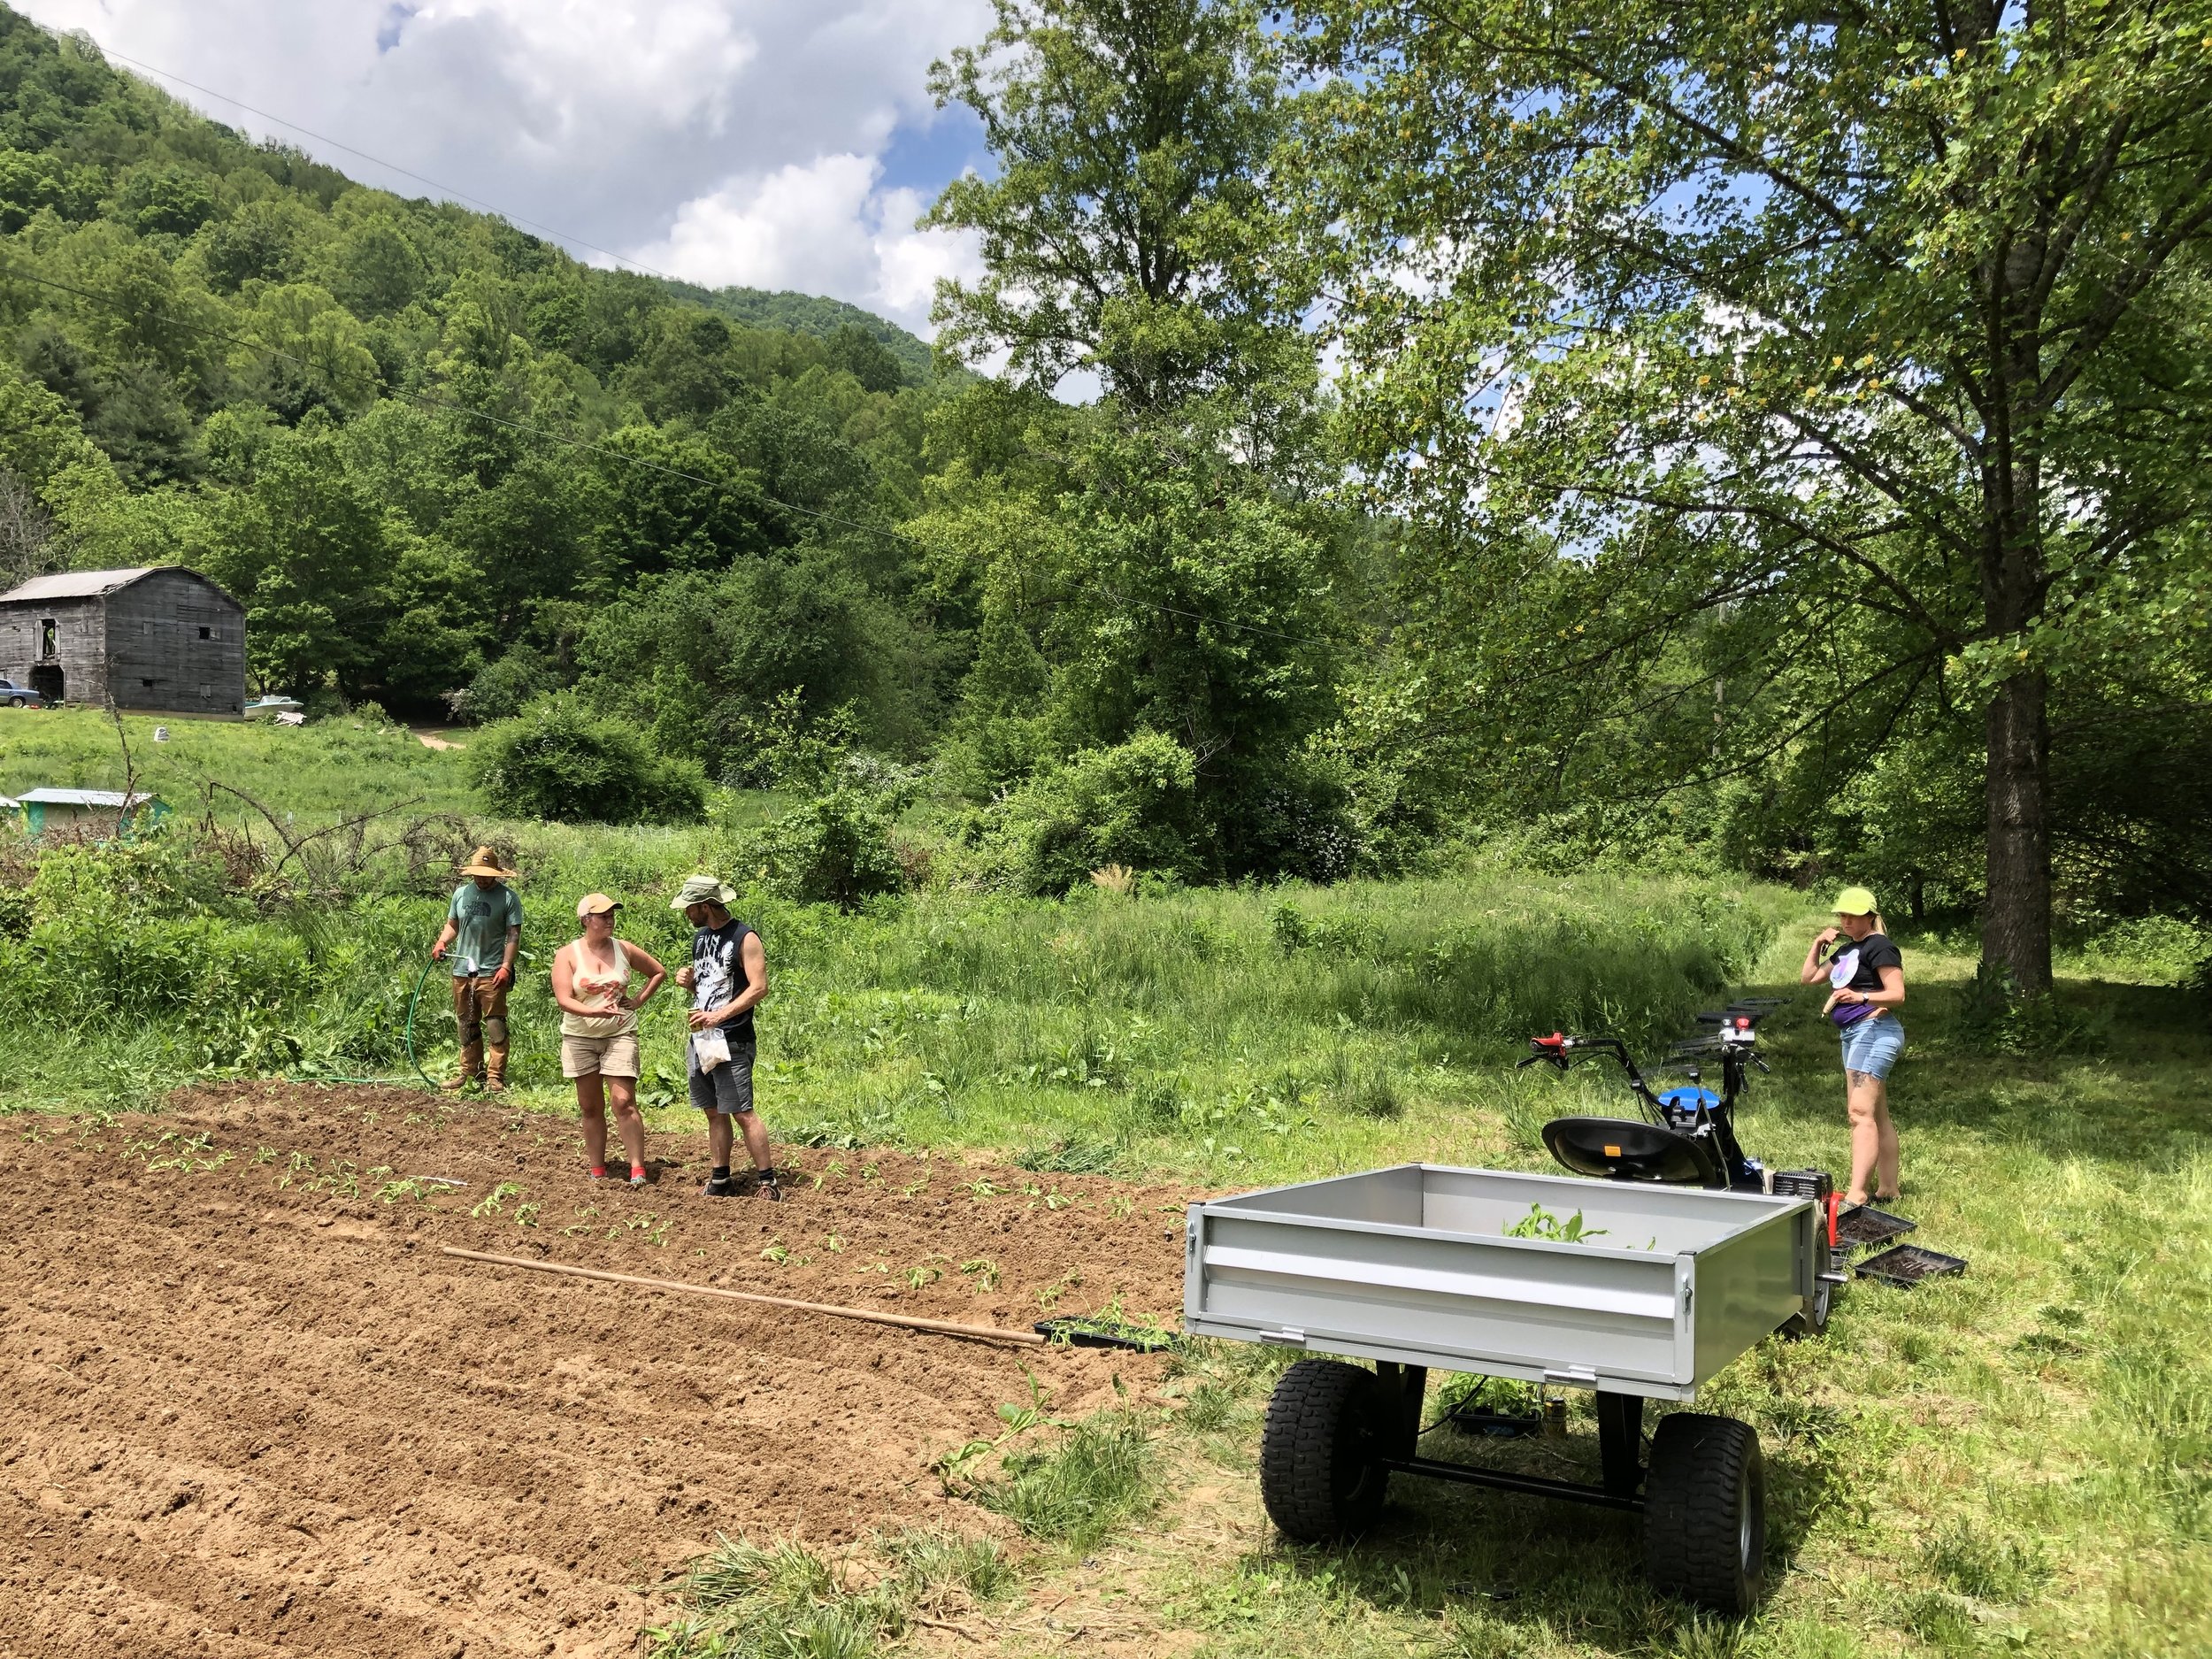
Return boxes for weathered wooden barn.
[0,567,246,717]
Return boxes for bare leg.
[607,1078,648,1171]
[735,1109,773,1171]
[706,1110,735,1169]
[1869,1079,1901,1200]
[577,1072,608,1169]
[1844,1071,1886,1205]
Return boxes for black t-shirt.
[691,918,758,1042]
[1830,933,1902,995]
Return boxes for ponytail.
[1870,912,1887,935]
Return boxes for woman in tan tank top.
[551,894,669,1186]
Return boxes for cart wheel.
[1780,1275,1835,1340]
[1643,1413,1765,1615]
[1259,1358,1392,1540]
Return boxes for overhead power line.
[88,39,690,287]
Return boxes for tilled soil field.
[1,1085,1197,1659]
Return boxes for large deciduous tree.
[924,0,1291,410]
[1297,0,2212,991]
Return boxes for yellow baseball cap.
[1832,885,1878,917]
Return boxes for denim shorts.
[1839,1014,1905,1080]
[687,1038,757,1115]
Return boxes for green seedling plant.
[905,1256,949,1290]
[761,1240,790,1263]
[934,1369,1066,1483]
[471,1180,523,1218]
[961,1257,1000,1292]
[1505,1202,1609,1243]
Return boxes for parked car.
[0,678,43,709]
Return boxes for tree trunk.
[1982,667,2053,994]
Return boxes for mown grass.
[0,705,481,819]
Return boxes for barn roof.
[0,566,241,606]
[0,567,155,603]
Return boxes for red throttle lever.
[1517,1033,1571,1071]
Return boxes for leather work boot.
[483,1045,510,1092]
[442,1041,483,1092]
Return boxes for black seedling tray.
[1855,1243,1966,1287]
[1835,1203,1916,1249]
[1033,1318,1179,1353]
[1446,1402,1541,1439]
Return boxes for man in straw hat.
[670,874,780,1199]
[431,845,524,1091]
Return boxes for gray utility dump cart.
[1185,1164,1825,1615]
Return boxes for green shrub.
[732,788,905,910]
[957,733,1202,895]
[457,647,557,724]
[468,695,708,826]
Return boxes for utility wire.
[0,260,1341,649]
[88,39,689,287]
[13,35,1346,653]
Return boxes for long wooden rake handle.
[438,1245,1047,1347]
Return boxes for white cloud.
[14,0,992,334]
[634,157,982,333]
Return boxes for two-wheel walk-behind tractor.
[1180,1002,1848,1615]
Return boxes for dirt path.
[0,1086,1192,1659]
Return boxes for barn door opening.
[29,664,62,703]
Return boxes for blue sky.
[16,0,998,335]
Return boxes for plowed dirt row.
[0,1085,1195,1659]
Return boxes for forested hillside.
[0,6,1385,894]
[0,0,2207,974]
[0,12,964,744]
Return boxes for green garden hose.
[402,954,442,1088]
[273,955,445,1090]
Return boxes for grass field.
[620,918,2210,1659]
[2,713,2207,1656]
[0,705,482,820]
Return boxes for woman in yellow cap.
[551,894,670,1186]
[1799,885,1906,1206]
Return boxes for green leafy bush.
[467,695,708,826]
[955,733,1202,895]
[457,647,557,724]
[733,788,905,910]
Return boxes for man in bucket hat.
[431,845,524,1091]
[670,874,780,1199]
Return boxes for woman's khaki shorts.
[561,1031,641,1079]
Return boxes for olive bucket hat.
[670,873,738,910]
